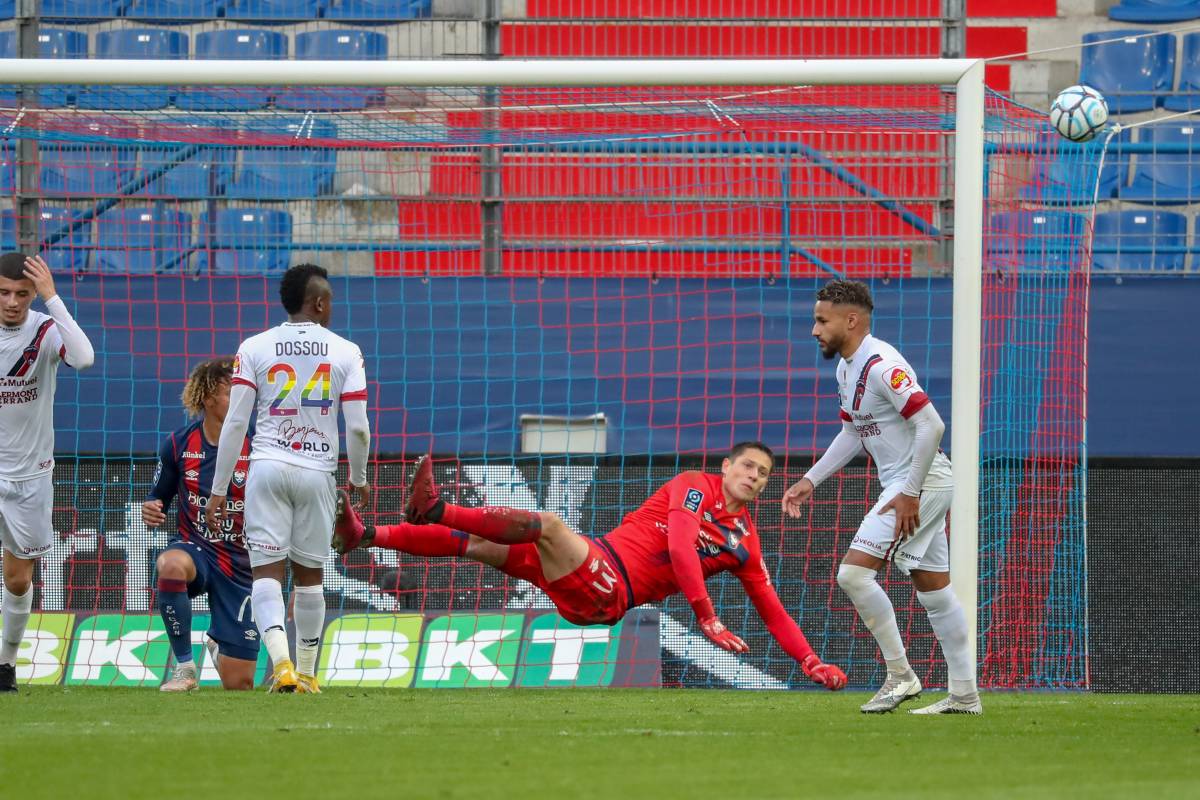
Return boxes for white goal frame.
[0,56,986,655]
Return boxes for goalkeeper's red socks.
[438,504,542,545]
[372,522,470,557]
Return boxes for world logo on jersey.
[888,367,913,392]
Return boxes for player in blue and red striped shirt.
[142,358,256,691]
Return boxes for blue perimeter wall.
[48,275,1195,458]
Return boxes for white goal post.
[0,56,987,655]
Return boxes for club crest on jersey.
[683,488,704,513]
[889,367,913,393]
[232,468,247,488]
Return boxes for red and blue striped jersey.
[147,420,253,582]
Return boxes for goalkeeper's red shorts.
[501,538,630,626]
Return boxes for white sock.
[292,584,325,677]
[1,585,33,666]
[837,564,910,673]
[251,578,290,667]
[917,585,977,696]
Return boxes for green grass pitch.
[1,688,1195,799]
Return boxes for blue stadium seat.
[1020,134,1128,205]
[987,210,1089,271]
[39,144,136,196]
[224,0,323,21]
[93,207,192,274]
[195,208,292,275]
[1079,30,1175,114]
[124,0,226,22]
[138,117,235,198]
[1110,0,1200,22]
[175,30,287,111]
[79,29,187,110]
[228,117,337,199]
[1121,123,1200,203]
[324,0,431,21]
[275,30,387,111]
[34,208,92,272]
[1165,33,1200,111]
[40,0,124,21]
[1092,209,1187,271]
[0,29,87,107]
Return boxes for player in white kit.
[206,264,370,693]
[0,253,94,692]
[782,280,981,715]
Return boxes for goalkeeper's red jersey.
[599,470,814,663]
[601,471,771,606]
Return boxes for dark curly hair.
[182,358,233,418]
[816,279,874,313]
[279,263,329,314]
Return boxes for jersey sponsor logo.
[683,488,703,512]
[181,451,205,460]
[275,420,332,453]
[888,367,913,393]
[855,422,882,438]
[275,341,329,357]
[184,469,199,481]
[0,386,38,404]
[187,491,245,513]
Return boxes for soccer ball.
[1050,85,1109,143]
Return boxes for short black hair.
[0,252,29,282]
[730,441,774,467]
[817,279,874,313]
[279,263,329,314]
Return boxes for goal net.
[0,59,1090,689]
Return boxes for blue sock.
[157,578,193,665]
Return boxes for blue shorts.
[165,541,259,662]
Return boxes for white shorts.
[0,473,54,559]
[243,459,336,569]
[849,484,953,575]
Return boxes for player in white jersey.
[205,264,371,693]
[782,280,981,715]
[0,253,94,692]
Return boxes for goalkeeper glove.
[690,597,749,654]
[801,653,847,690]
